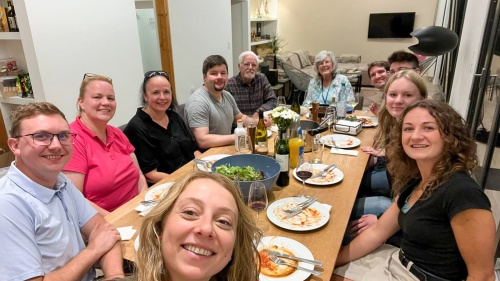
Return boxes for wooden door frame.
[154,0,175,94]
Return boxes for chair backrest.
[118,124,127,131]
[175,103,187,124]
[281,62,312,92]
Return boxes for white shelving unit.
[231,0,278,73]
[0,0,144,136]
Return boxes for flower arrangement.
[269,106,296,131]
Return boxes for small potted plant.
[268,35,287,69]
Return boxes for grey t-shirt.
[185,87,241,135]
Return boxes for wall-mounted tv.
[368,12,416,39]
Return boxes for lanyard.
[321,83,331,104]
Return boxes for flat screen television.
[368,12,415,39]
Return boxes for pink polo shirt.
[64,117,139,212]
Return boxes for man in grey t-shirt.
[185,55,257,149]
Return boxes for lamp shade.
[409,26,459,56]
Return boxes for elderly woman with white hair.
[303,50,354,106]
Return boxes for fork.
[284,197,318,218]
[269,255,322,276]
[282,197,318,213]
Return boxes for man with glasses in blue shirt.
[0,102,124,281]
[225,51,276,124]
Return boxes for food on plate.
[345,115,360,122]
[151,187,169,200]
[358,117,374,125]
[273,201,323,227]
[215,164,265,181]
[325,138,354,147]
[258,246,298,277]
[308,168,337,183]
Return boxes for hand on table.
[87,221,122,256]
[264,117,272,127]
[361,146,385,157]
[349,214,378,235]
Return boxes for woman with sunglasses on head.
[334,99,495,281]
[124,71,200,185]
[63,74,148,216]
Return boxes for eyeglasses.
[15,133,77,146]
[82,73,112,83]
[242,62,258,69]
[144,71,169,80]
[388,67,418,75]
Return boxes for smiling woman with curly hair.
[334,100,495,281]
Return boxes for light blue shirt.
[303,74,354,105]
[0,163,97,281]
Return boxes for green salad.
[215,164,265,181]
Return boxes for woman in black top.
[124,71,200,185]
[334,100,495,281]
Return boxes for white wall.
[449,0,490,117]
[277,0,438,64]
[169,0,233,104]
[15,0,144,127]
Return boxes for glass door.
[468,0,500,191]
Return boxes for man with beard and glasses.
[185,55,258,149]
[225,51,276,126]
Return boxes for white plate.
[134,234,140,251]
[267,129,272,137]
[195,154,231,172]
[266,198,330,231]
[293,164,344,186]
[356,116,378,127]
[257,236,314,281]
[320,134,361,148]
[144,182,174,201]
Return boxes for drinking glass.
[238,136,252,154]
[325,107,336,131]
[296,155,312,195]
[248,182,268,231]
[312,136,324,164]
[347,92,360,112]
[277,96,287,107]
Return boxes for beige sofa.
[264,51,371,87]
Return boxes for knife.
[264,250,323,266]
[309,163,335,180]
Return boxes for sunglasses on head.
[144,71,169,79]
[82,73,112,83]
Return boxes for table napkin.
[117,226,136,241]
[330,147,359,156]
[139,204,156,217]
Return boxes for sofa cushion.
[339,54,362,63]
[294,50,312,67]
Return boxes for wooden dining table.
[105,110,376,281]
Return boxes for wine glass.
[325,107,336,132]
[296,155,312,196]
[347,92,360,113]
[277,96,287,107]
[248,182,268,231]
